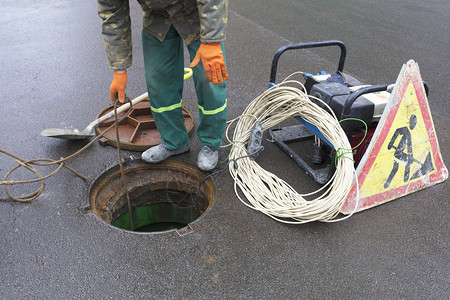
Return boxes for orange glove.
[110,70,127,103]
[190,43,228,85]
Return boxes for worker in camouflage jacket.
[98,0,229,171]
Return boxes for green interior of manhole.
[112,198,202,232]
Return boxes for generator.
[266,41,428,184]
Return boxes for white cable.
[228,74,359,224]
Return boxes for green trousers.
[142,27,227,151]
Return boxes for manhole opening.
[89,159,215,234]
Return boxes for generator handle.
[269,40,346,85]
[341,84,390,119]
[341,81,430,119]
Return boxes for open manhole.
[88,158,215,234]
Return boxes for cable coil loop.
[228,74,359,223]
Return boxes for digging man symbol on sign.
[384,114,434,188]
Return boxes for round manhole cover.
[88,158,215,234]
[96,101,195,151]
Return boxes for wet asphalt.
[1,0,449,299]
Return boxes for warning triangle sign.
[341,60,448,214]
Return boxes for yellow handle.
[184,68,193,80]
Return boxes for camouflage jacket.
[98,0,228,70]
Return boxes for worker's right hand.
[110,70,127,103]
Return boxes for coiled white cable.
[227,74,359,223]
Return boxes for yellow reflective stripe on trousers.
[198,99,227,115]
[150,100,183,113]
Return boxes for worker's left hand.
[190,43,228,85]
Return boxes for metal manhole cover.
[96,100,195,151]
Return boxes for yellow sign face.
[341,60,447,214]
[360,81,435,197]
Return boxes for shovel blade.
[39,128,95,140]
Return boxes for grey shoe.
[142,143,189,163]
[197,146,218,171]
